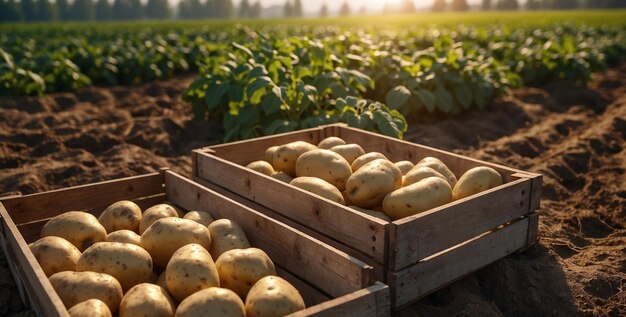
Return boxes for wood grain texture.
[276,266,332,307]
[289,282,390,317]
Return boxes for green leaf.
[238,105,260,127]
[453,84,473,110]
[205,83,230,110]
[385,85,411,110]
[435,87,454,114]
[416,89,436,113]
[232,42,254,58]
[373,110,402,139]
[246,76,273,99]
[264,120,298,135]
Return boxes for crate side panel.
[290,283,390,317]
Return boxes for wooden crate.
[192,124,541,309]
[0,169,390,317]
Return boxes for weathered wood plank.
[275,266,332,307]
[289,282,390,317]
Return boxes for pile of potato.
[30,201,305,317]
[246,137,504,221]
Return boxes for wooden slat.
[526,212,539,247]
[513,172,543,211]
[289,282,390,317]
[164,171,372,298]
[1,172,164,224]
[275,266,332,307]
[389,177,532,270]
[389,215,533,308]
[0,204,69,317]
[194,153,388,264]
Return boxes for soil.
[1,65,624,317]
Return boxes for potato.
[176,287,245,317]
[77,242,153,291]
[208,219,250,260]
[394,161,414,175]
[329,144,365,165]
[246,161,275,176]
[264,146,279,164]
[29,236,81,277]
[68,299,112,317]
[148,270,159,284]
[106,230,141,245]
[163,201,186,217]
[270,172,293,183]
[317,136,346,149]
[98,200,142,234]
[245,276,305,317]
[351,152,389,172]
[452,166,503,200]
[215,248,276,299]
[273,141,317,176]
[345,159,402,208]
[416,157,458,187]
[41,211,107,251]
[120,283,176,317]
[166,243,220,302]
[290,177,345,205]
[139,204,178,234]
[403,166,446,187]
[382,177,452,220]
[156,271,168,290]
[49,271,123,313]
[349,206,391,222]
[183,211,215,227]
[140,217,212,268]
[295,149,352,190]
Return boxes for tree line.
[431,0,626,11]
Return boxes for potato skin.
[41,211,107,252]
[245,276,305,317]
[382,177,452,220]
[246,161,275,176]
[141,217,212,268]
[166,243,220,302]
[351,152,388,172]
[273,141,317,176]
[403,166,447,187]
[106,230,141,245]
[120,283,176,317]
[394,161,415,175]
[77,242,153,291]
[215,248,276,299]
[329,144,365,165]
[295,149,352,190]
[98,200,142,234]
[452,166,503,200]
[264,146,279,164]
[349,206,391,222]
[68,299,112,317]
[317,136,346,149]
[183,211,215,227]
[290,177,345,205]
[346,159,402,208]
[416,157,458,188]
[176,287,245,317]
[49,271,123,313]
[208,219,250,260]
[270,172,293,183]
[139,204,179,234]
[30,236,81,277]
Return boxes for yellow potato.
[394,161,415,175]
[317,136,346,149]
[264,146,279,164]
[349,206,391,222]
[140,217,212,268]
[77,242,153,291]
[270,172,293,183]
[119,283,176,317]
[41,211,107,251]
[452,166,503,200]
[382,177,452,220]
[208,219,250,260]
[29,236,81,277]
[273,141,317,176]
[246,161,275,176]
[49,271,123,313]
[98,200,142,233]
[351,152,389,172]
[416,157,458,187]
[166,243,220,302]
[345,159,402,208]
[183,211,215,227]
[215,248,276,299]
[403,166,447,187]
[163,201,186,217]
[295,149,352,190]
[68,299,112,317]
[245,276,305,317]
[156,271,168,290]
[139,204,179,234]
[329,144,366,165]
[290,177,345,205]
[176,287,245,317]
[106,230,141,245]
